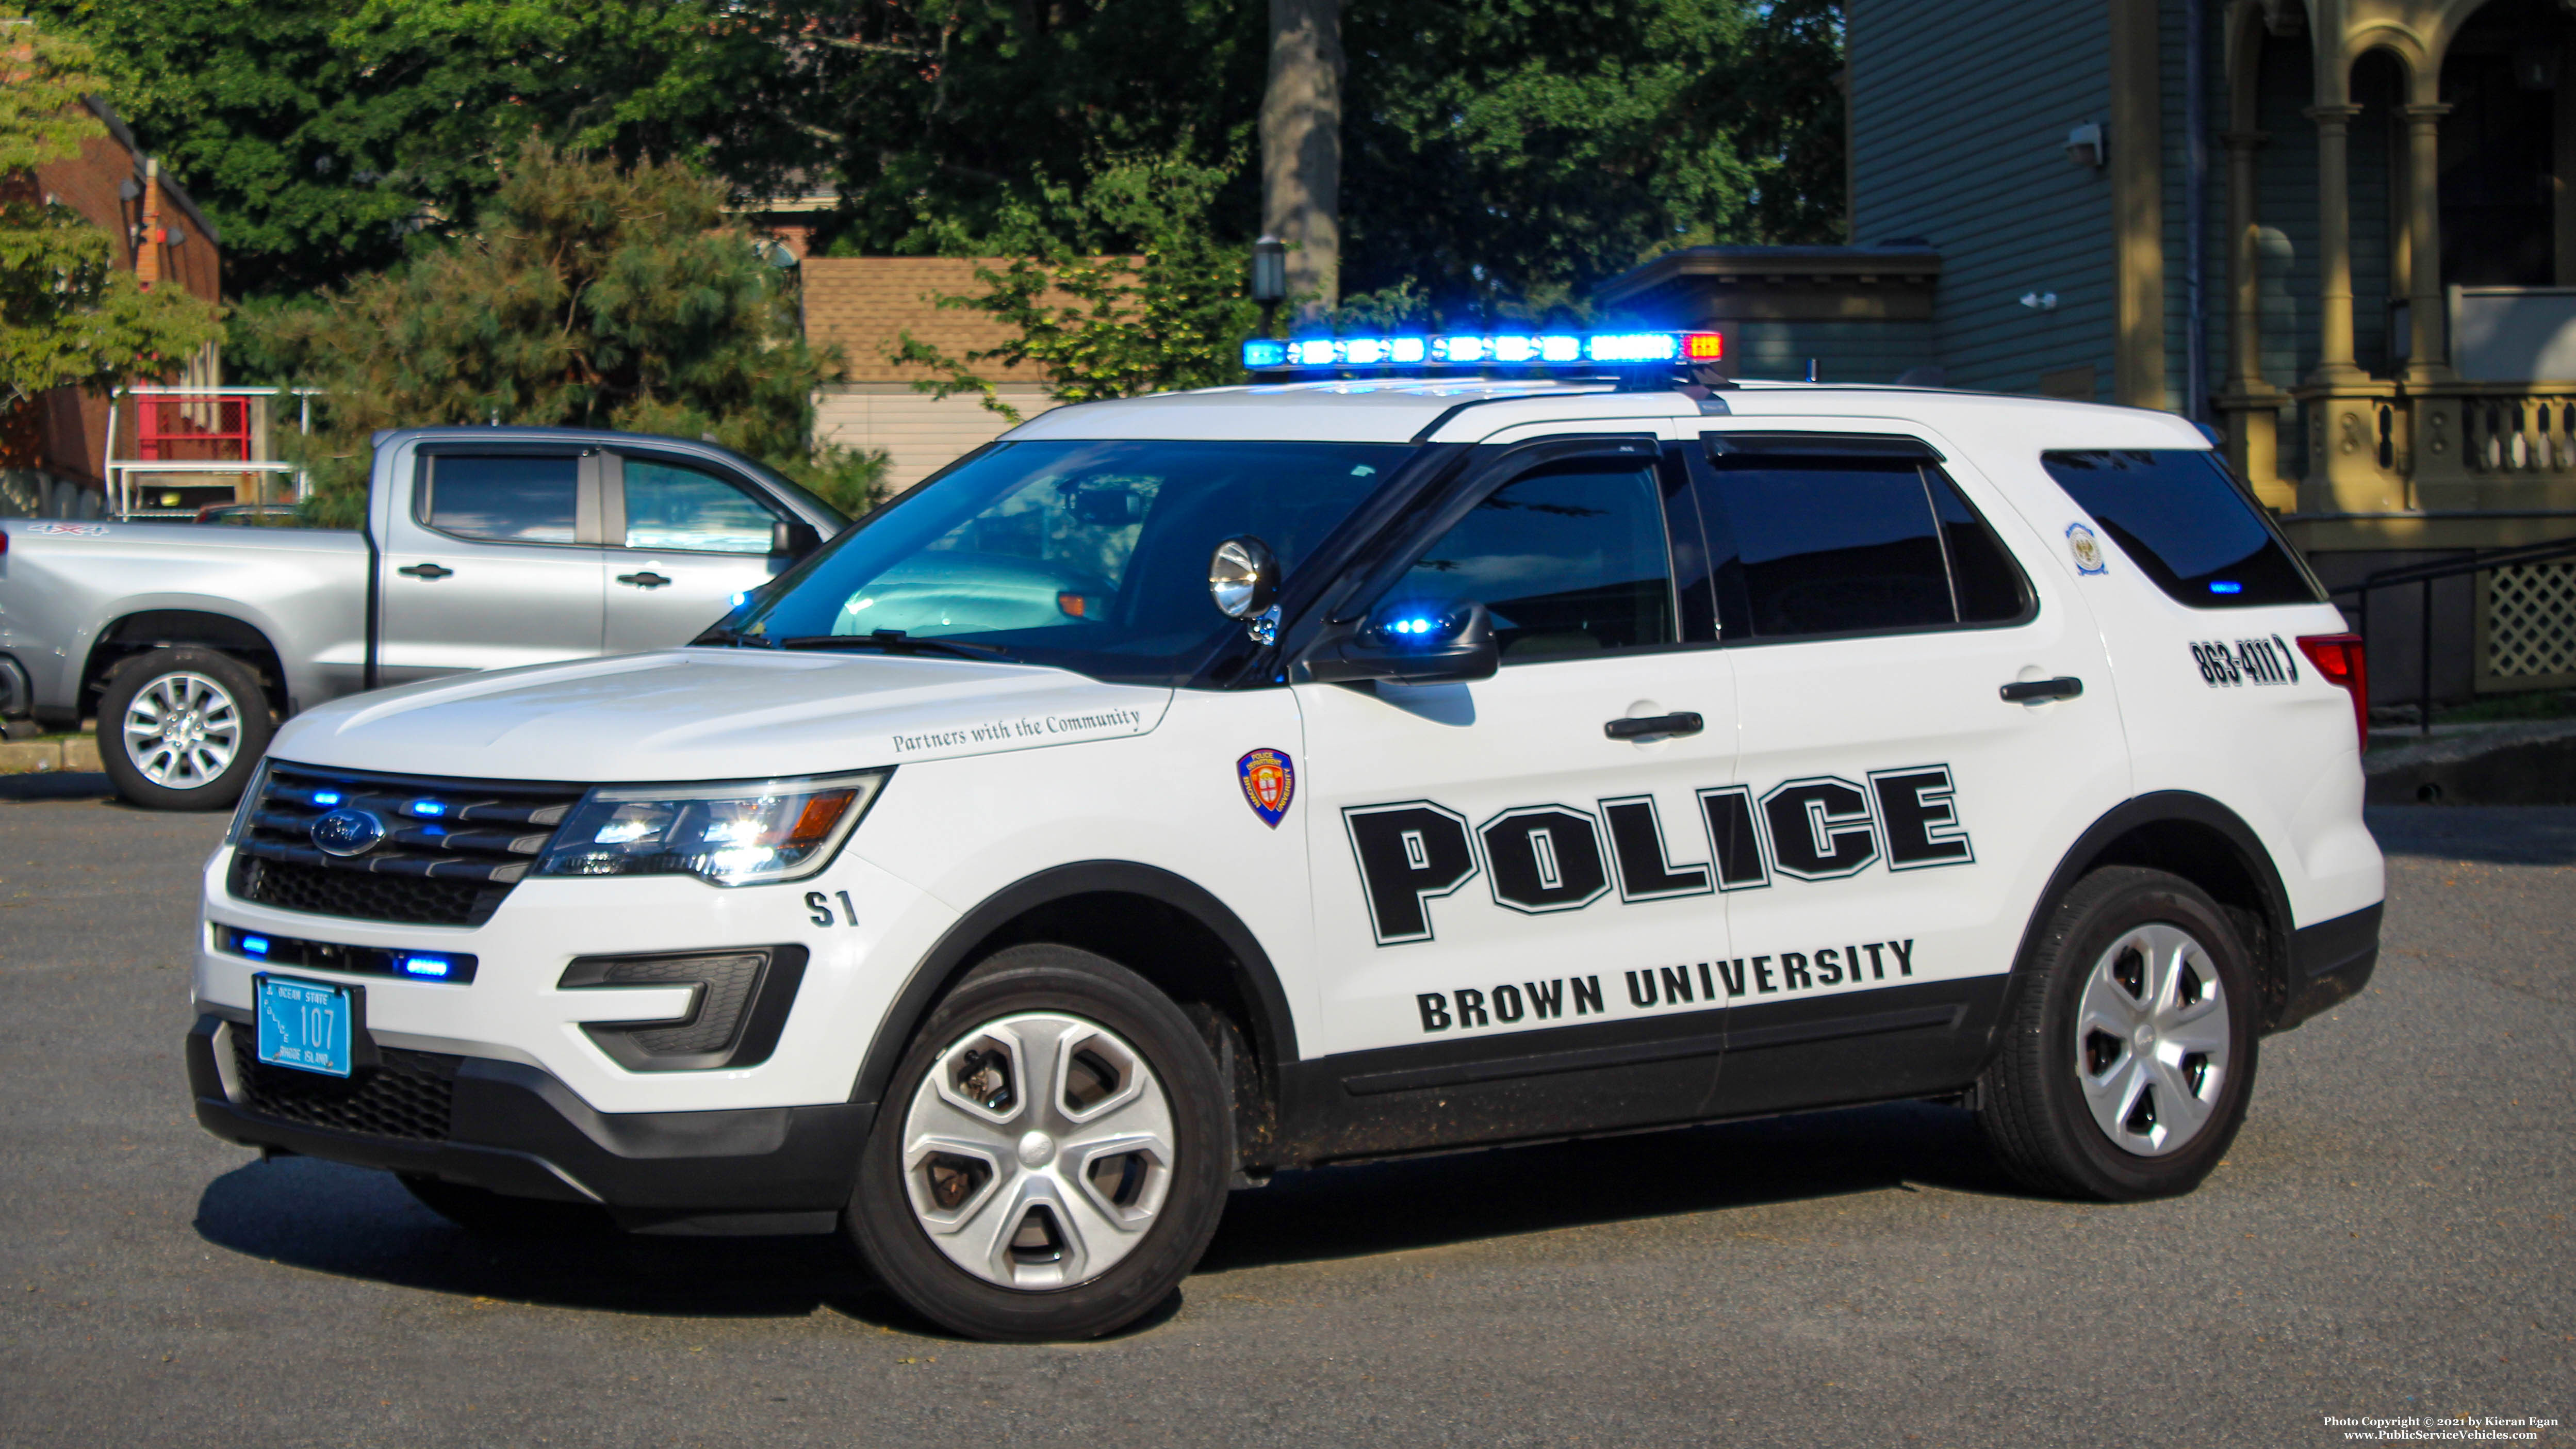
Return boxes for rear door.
[601,451,800,654]
[1681,428,2130,1119]
[375,449,608,683]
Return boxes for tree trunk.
[1261,0,1341,316]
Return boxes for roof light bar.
[1243,331,1722,371]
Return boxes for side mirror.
[1299,601,1499,686]
[1207,535,1280,618]
[772,519,823,559]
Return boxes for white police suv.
[189,333,2382,1341]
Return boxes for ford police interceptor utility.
[187,332,2383,1341]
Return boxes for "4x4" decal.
[1342,766,1973,946]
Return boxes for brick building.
[1,100,222,519]
[801,258,1073,494]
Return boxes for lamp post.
[1250,235,1288,339]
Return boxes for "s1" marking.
[805,890,859,927]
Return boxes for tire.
[96,646,273,810]
[398,1174,612,1239]
[846,944,1231,1341]
[1975,866,2260,1201]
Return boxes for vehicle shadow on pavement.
[192,1154,931,1330]
[1200,1098,2022,1273]
[2364,804,2576,866]
[192,1101,2021,1333]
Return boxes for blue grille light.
[239,934,270,957]
[1245,330,1722,371]
[2209,580,2243,595]
[399,956,453,980]
[310,791,341,806]
[407,799,447,818]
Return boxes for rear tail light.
[2296,633,2369,749]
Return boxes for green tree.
[0,15,222,430]
[1339,0,1844,322]
[244,142,882,523]
[891,150,1263,418]
[29,0,827,298]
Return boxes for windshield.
[728,439,1415,682]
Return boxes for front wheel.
[846,945,1230,1341]
[1975,866,2259,1201]
[95,646,272,810]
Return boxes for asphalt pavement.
[1,773,2568,1447]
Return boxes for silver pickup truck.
[0,426,848,808]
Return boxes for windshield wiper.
[694,626,778,648]
[774,630,1016,662]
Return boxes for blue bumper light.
[240,935,270,957]
[398,956,453,980]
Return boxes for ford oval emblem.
[309,808,388,858]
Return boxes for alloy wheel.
[121,671,243,790]
[898,1012,1177,1291]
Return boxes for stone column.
[2217,129,2291,503]
[2224,131,2268,389]
[2400,102,2454,384]
[2304,104,2366,382]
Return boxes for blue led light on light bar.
[1245,330,1723,371]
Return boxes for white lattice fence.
[2482,563,2576,689]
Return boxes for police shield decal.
[1237,747,1296,828]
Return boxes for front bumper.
[187,1013,874,1234]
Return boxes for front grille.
[228,763,585,927]
[228,1027,460,1141]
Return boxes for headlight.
[535,770,889,886]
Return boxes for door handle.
[1999,676,2083,704]
[616,571,673,589]
[1604,710,1705,740]
[397,562,453,579]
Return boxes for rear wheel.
[846,945,1229,1341]
[1975,866,2258,1200]
[95,646,272,810]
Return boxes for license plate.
[256,975,352,1078]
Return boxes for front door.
[376,450,607,684]
[1680,428,2131,1118]
[1293,438,1742,1158]
[601,452,798,654]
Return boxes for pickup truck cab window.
[423,455,581,544]
[620,458,780,555]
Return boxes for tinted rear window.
[1694,454,2031,640]
[2041,450,2321,607]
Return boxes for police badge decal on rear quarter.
[1238,748,1295,828]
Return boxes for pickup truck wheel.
[1974,866,2258,1201]
[846,945,1230,1341]
[96,646,272,810]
